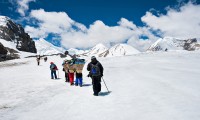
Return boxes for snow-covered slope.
[0,38,17,51]
[0,38,36,58]
[35,39,66,55]
[100,44,140,57]
[147,37,200,51]
[1,51,200,120]
[83,43,108,56]
[67,48,85,55]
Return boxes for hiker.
[62,60,69,82]
[87,56,104,96]
[75,72,83,87]
[36,55,40,66]
[44,57,47,62]
[50,62,58,79]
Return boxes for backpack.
[54,65,58,70]
[91,62,101,76]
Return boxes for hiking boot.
[70,83,74,86]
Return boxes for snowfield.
[0,51,200,120]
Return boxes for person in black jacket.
[87,56,103,96]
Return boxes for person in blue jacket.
[50,62,58,79]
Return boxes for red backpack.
[54,65,58,70]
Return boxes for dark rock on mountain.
[0,16,37,53]
[0,42,7,55]
[0,42,19,62]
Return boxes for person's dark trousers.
[92,76,101,95]
[65,72,69,82]
[51,70,57,79]
[37,62,39,66]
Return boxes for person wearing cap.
[50,62,58,79]
[87,56,104,96]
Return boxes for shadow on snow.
[99,91,112,96]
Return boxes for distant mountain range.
[1,15,200,61]
[147,37,200,51]
[35,41,140,57]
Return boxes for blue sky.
[0,0,192,26]
[0,0,200,50]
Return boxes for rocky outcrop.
[0,42,19,61]
[183,38,197,51]
[0,16,37,53]
[0,42,7,55]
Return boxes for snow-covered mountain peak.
[84,43,108,56]
[91,43,108,51]
[109,43,140,55]
[94,43,107,48]
[35,39,66,55]
[99,43,140,57]
[0,16,9,26]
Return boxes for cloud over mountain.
[22,2,200,51]
[25,9,158,50]
[142,2,200,39]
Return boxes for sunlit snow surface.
[0,51,200,120]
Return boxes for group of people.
[49,55,104,96]
[62,60,83,87]
[36,55,48,66]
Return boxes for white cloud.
[25,9,75,38]
[60,19,159,49]
[26,2,200,50]
[141,2,200,39]
[25,9,157,50]
[61,20,135,49]
[127,37,155,52]
[25,26,47,38]
[17,0,36,16]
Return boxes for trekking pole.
[102,77,109,93]
[57,70,59,78]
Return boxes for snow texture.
[1,51,200,120]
